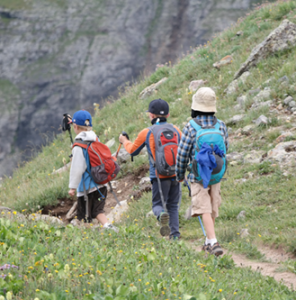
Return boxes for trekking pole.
[107,182,121,207]
[62,113,73,145]
[116,131,130,158]
[184,179,206,237]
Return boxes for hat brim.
[191,102,217,113]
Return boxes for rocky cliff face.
[0,0,272,176]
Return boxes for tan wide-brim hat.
[191,87,217,113]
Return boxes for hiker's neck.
[191,110,215,118]
[151,117,167,125]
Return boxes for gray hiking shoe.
[104,224,119,233]
[210,242,223,256]
[202,243,211,253]
[159,212,170,236]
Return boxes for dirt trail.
[194,244,296,290]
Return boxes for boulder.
[226,114,245,125]
[29,214,64,225]
[213,55,233,69]
[225,72,250,95]
[251,100,272,109]
[275,132,293,144]
[242,124,255,135]
[52,162,71,174]
[139,177,151,185]
[240,229,249,238]
[244,150,265,164]
[234,20,296,79]
[253,89,272,102]
[237,95,247,107]
[278,75,289,83]
[226,152,244,163]
[289,101,296,108]
[146,210,154,218]
[106,200,129,223]
[237,210,246,220]
[112,148,131,164]
[139,77,167,99]
[283,96,293,105]
[188,80,206,92]
[254,115,269,126]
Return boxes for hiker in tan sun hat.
[176,87,229,256]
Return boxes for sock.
[205,238,217,246]
[103,223,111,228]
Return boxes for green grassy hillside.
[1,1,296,299]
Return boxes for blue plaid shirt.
[176,115,229,183]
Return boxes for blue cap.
[72,110,92,127]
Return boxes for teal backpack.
[189,117,227,186]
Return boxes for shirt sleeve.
[176,124,193,181]
[69,147,87,189]
[123,128,149,156]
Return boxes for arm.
[119,128,149,156]
[176,124,193,182]
[68,147,87,196]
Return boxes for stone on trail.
[139,177,150,185]
[139,77,167,99]
[225,71,251,95]
[66,201,78,220]
[29,214,64,225]
[234,19,296,79]
[188,80,206,92]
[106,200,129,223]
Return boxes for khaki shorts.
[191,182,222,219]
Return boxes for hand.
[68,189,76,197]
[119,134,128,144]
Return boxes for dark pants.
[152,179,181,238]
[77,187,107,223]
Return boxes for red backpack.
[148,123,180,178]
[73,138,120,185]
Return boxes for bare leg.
[202,213,216,239]
[96,213,108,225]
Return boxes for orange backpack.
[73,139,120,185]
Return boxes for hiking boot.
[159,212,170,236]
[210,242,223,256]
[104,224,119,233]
[202,243,211,253]
[170,236,180,241]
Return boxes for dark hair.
[191,109,215,118]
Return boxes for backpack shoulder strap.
[189,119,202,132]
[72,139,92,149]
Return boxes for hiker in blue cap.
[176,87,229,256]
[68,110,118,232]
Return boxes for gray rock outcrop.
[234,19,296,79]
